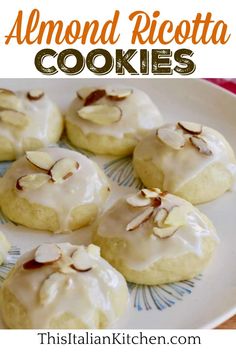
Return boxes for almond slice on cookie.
[27,90,44,100]
[84,89,106,106]
[107,89,133,101]
[49,158,80,183]
[154,208,169,227]
[126,192,152,207]
[35,244,62,264]
[153,225,179,239]
[26,151,55,171]
[190,136,212,156]
[76,87,98,100]
[140,188,160,199]
[71,247,93,272]
[77,104,121,125]
[0,109,29,128]
[157,127,185,150]
[16,173,51,190]
[126,206,154,231]
[178,121,202,135]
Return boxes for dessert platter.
[0,78,236,329]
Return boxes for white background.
[0,0,235,77]
[0,1,235,351]
[0,330,235,353]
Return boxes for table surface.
[217,315,236,329]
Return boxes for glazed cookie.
[0,88,63,161]
[133,122,236,204]
[0,231,11,265]
[93,188,219,285]
[0,243,129,329]
[0,147,110,233]
[65,86,163,156]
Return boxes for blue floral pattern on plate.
[0,246,21,285]
[128,276,202,311]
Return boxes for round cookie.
[0,231,11,265]
[133,122,236,204]
[0,88,63,161]
[0,147,110,233]
[0,243,129,329]
[93,188,219,285]
[65,86,163,156]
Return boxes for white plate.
[0,78,236,329]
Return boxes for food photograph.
[0,78,236,329]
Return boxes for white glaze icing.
[0,90,61,156]
[134,123,236,192]
[0,148,109,232]
[4,243,128,328]
[65,86,163,139]
[97,193,219,271]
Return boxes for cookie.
[93,188,219,285]
[0,88,63,161]
[0,148,110,233]
[0,243,129,328]
[133,122,236,204]
[65,87,163,156]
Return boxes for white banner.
[0,0,235,78]
[0,329,235,353]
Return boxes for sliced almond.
[126,192,151,207]
[157,127,185,150]
[49,158,79,183]
[190,136,212,156]
[71,247,93,271]
[77,104,121,125]
[160,191,169,197]
[16,173,51,191]
[164,205,189,227]
[23,259,45,270]
[39,272,66,305]
[0,109,29,128]
[150,187,162,194]
[140,188,159,199]
[84,89,106,106]
[178,121,202,135]
[57,254,74,274]
[153,225,179,239]
[107,89,133,101]
[0,89,21,110]
[27,89,44,100]
[151,197,162,208]
[35,244,62,264]
[126,206,154,231]
[76,87,98,100]
[154,208,169,227]
[26,151,55,171]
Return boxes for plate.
[0,78,236,329]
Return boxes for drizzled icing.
[65,86,163,139]
[0,90,61,157]
[97,193,219,271]
[0,148,109,232]
[134,123,236,192]
[3,243,128,328]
